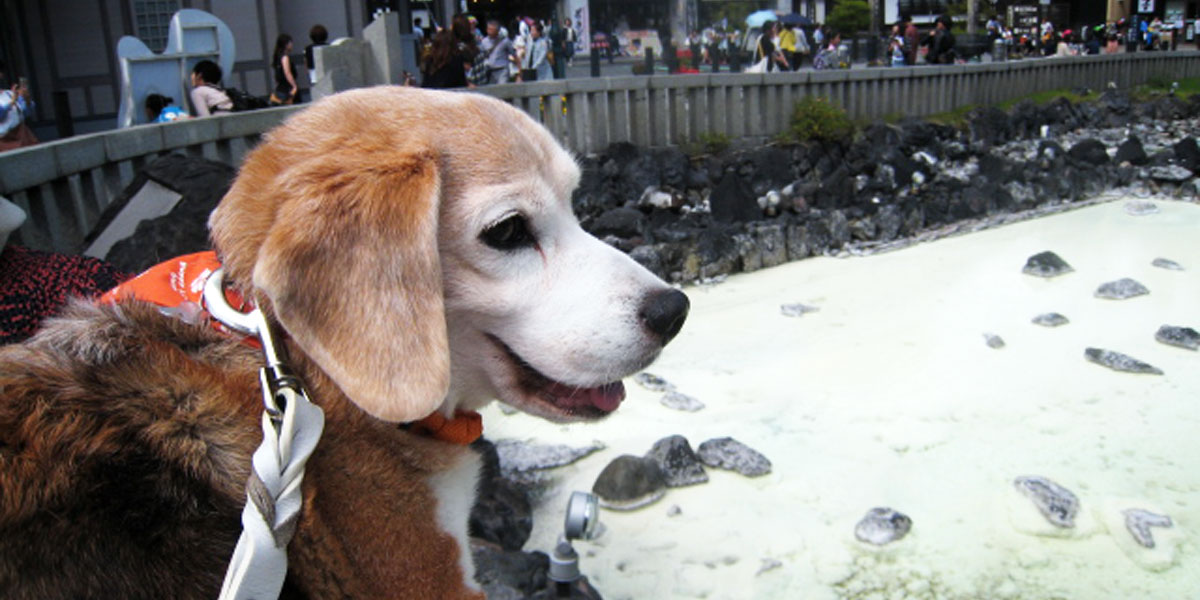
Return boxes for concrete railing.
[0,105,301,254]
[1,51,1196,255]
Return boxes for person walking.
[0,63,37,150]
[478,20,515,85]
[269,34,299,105]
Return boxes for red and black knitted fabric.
[0,245,130,345]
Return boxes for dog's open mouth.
[488,334,625,420]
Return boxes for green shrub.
[780,96,855,143]
[680,131,732,156]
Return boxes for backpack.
[224,87,270,112]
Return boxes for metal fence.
[2,51,1196,255]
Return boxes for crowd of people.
[414,14,579,88]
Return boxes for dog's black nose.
[640,288,689,344]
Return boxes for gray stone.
[633,372,675,392]
[1151,257,1184,270]
[590,207,646,239]
[1124,200,1159,216]
[984,333,1005,349]
[1095,278,1149,299]
[495,439,606,474]
[1122,508,1173,549]
[854,507,913,545]
[592,455,667,510]
[755,224,788,268]
[1023,251,1074,278]
[780,302,819,317]
[1014,475,1080,528]
[697,437,771,477]
[1032,313,1069,327]
[646,435,709,488]
[1148,165,1193,183]
[1084,347,1164,375]
[660,390,705,412]
[471,541,549,599]
[1155,325,1200,350]
[735,232,761,272]
[1114,136,1149,165]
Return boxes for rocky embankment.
[572,89,1200,283]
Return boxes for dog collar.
[98,251,483,445]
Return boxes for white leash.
[203,268,326,600]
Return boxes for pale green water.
[482,197,1200,600]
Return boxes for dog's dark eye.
[481,214,535,251]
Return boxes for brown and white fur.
[0,87,688,599]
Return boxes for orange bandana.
[99,251,483,445]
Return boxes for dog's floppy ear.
[249,150,449,423]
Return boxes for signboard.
[1138,0,1156,13]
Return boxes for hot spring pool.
[480,196,1200,599]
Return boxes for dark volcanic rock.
[710,173,761,223]
[854,507,913,545]
[1173,137,1200,172]
[590,207,646,239]
[1014,475,1080,528]
[1084,347,1163,375]
[472,542,549,598]
[1023,251,1074,278]
[696,437,771,477]
[1095,278,1148,299]
[1067,138,1109,165]
[1155,325,1200,350]
[1114,136,1149,165]
[1032,313,1069,327]
[646,435,709,488]
[592,455,667,510]
[103,153,236,273]
[471,440,534,551]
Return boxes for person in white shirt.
[188,60,233,117]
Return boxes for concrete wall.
[3,51,1197,255]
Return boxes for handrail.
[1,51,1195,255]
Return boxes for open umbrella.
[745,9,778,29]
[779,13,813,26]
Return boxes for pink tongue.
[547,381,626,413]
[587,381,625,412]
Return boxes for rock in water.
[1151,257,1184,271]
[646,435,709,488]
[1124,200,1159,216]
[633,372,675,392]
[780,302,820,317]
[1014,476,1080,528]
[1094,278,1149,299]
[984,333,1005,348]
[660,390,705,412]
[1032,313,1069,327]
[1122,509,1173,549]
[1023,251,1073,278]
[1084,347,1163,375]
[854,507,913,545]
[592,455,667,510]
[697,437,772,477]
[1155,325,1200,350]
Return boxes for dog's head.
[210,87,687,424]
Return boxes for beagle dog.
[0,87,688,599]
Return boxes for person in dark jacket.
[421,14,478,89]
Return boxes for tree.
[826,0,870,35]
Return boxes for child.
[144,94,190,123]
